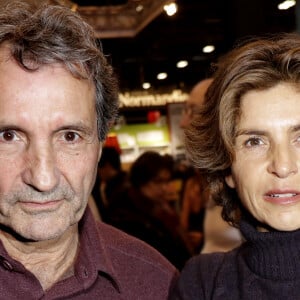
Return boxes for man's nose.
[267,143,298,178]
[22,142,60,191]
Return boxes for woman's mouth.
[264,191,300,205]
[269,193,296,198]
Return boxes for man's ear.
[225,174,236,188]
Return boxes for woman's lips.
[264,190,300,205]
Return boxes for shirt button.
[83,268,89,278]
[0,259,13,271]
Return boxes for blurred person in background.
[108,151,193,270]
[92,146,128,222]
[180,78,243,253]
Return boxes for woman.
[170,33,300,299]
[107,151,193,270]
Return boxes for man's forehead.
[0,42,13,63]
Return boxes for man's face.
[0,46,101,241]
[226,83,300,231]
[180,79,213,129]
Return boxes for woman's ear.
[225,174,236,188]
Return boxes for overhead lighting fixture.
[157,72,168,80]
[202,45,215,53]
[176,60,188,68]
[142,82,151,89]
[164,2,178,16]
[136,5,144,13]
[278,0,296,10]
[52,0,78,11]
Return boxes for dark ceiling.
[74,0,297,92]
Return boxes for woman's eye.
[0,130,18,142]
[63,131,80,142]
[244,137,263,147]
[295,135,300,143]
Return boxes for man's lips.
[19,200,63,211]
[264,190,300,205]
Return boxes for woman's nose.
[267,143,298,178]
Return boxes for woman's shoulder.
[170,250,240,299]
[183,252,229,276]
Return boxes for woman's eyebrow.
[290,124,300,133]
[235,129,268,137]
[235,124,300,137]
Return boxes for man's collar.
[75,206,121,292]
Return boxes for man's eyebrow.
[55,123,95,135]
[0,122,96,135]
[0,124,23,131]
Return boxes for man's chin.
[3,219,77,243]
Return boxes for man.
[180,78,213,128]
[0,1,177,299]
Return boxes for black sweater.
[170,217,300,299]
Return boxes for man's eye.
[63,131,80,142]
[244,137,263,147]
[0,130,17,142]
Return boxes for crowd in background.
[90,77,244,270]
[91,147,197,270]
[91,144,242,270]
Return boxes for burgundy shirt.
[0,208,178,299]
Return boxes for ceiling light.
[142,82,151,89]
[157,72,168,80]
[176,60,188,68]
[278,0,296,10]
[164,2,178,16]
[202,45,215,53]
[136,5,144,13]
[52,0,78,11]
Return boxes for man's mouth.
[19,199,64,212]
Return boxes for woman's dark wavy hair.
[130,151,173,188]
[0,0,119,141]
[185,32,300,227]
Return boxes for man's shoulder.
[96,220,178,274]
[94,221,178,299]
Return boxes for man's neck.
[0,224,79,291]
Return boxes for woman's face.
[225,83,300,231]
[140,169,171,203]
